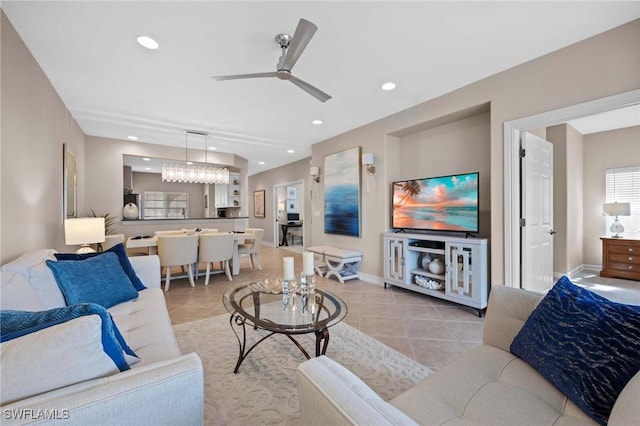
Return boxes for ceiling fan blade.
[281,18,317,71]
[212,72,277,81]
[289,75,331,103]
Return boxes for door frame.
[503,89,639,288]
[273,179,305,248]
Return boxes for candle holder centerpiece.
[282,256,296,310]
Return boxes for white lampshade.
[65,218,105,253]
[602,202,631,217]
[310,166,321,183]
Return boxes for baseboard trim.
[555,264,602,279]
[581,264,602,273]
[358,272,384,286]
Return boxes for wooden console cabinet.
[600,237,640,281]
[383,232,488,315]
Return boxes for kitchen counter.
[122,217,248,221]
[120,217,249,236]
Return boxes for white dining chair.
[238,228,264,271]
[155,231,194,273]
[157,234,199,291]
[198,233,234,284]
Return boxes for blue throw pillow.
[510,276,640,425]
[46,252,138,309]
[1,303,138,371]
[55,243,146,291]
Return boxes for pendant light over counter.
[161,130,230,185]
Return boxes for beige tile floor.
[163,245,639,371]
[164,245,485,371]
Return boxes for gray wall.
[398,112,491,237]
[2,4,639,285]
[1,12,85,262]
[583,125,640,266]
[302,20,639,283]
[547,123,584,275]
[83,135,249,236]
[248,158,311,246]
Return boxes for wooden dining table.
[126,232,251,275]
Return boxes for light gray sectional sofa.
[0,249,203,425]
[296,285,639,425]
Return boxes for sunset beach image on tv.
[392,172,479,232]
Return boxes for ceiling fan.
[212,18,331,103]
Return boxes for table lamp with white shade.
[602,202,631,238]
[64,217,105,253]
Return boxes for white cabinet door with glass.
[384,237,407,283]
[214,183,229,208]
[383,232,488,316]
[214,172,240,209]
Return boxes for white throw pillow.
[0,315,122,404]
[1,249,65,308]
[0,271,47,311]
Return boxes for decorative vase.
[123,202,139,220]
[420,253,433,270]
[428,258,444,275]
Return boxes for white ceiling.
[3,1,639,175]
[567,104,640,135]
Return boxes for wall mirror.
[63,143,77,219]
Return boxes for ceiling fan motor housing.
[276,69,292,80]
[275,33,291,48]
[276,33,293,77]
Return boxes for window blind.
[605,166,640,236]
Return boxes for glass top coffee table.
[222,279,347,373]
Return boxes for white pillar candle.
[303,251,314,275]
[283,257,295,281]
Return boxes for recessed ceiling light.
[144,167,151,171]
[311,119,323,125]
[142,157,151,161]
[381,81,396,91]
[186,161,193,165]
[258,161,265,165]
[287,149,295,153]
[136,35,159,50]
[127,135,139,141]
[208,146,217,150]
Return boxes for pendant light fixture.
[162,131,230,184]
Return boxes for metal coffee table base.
[229,313,330,373]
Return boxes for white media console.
[383,232,488,316]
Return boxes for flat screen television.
[392,172,479,233]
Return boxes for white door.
[521,132,555,292]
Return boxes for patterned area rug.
[174,314,432,425]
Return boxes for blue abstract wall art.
[324,147,361,237]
